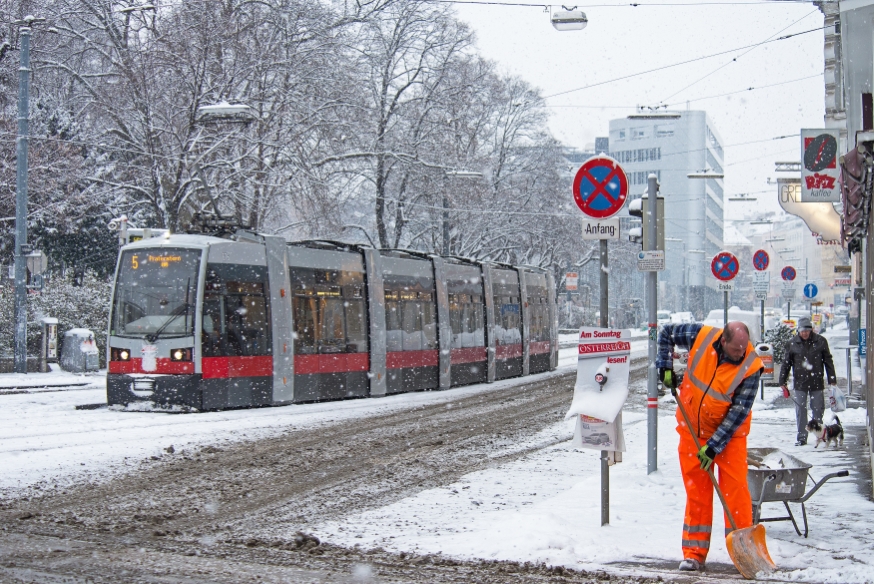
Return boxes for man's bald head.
[720,321,750,361]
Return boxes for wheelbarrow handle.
[798,470,851,503]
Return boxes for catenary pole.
[599,238,609,525]
[13,26,32,374]
[646,174,659,475]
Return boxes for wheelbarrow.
[748,448,850,538]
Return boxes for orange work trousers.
[677,427,753,563]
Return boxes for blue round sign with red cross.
[782,266,797,281]
[753,249,769,271]
[711,251,740,282]
[572,156,629,219]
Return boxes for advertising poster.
[565,327,631,452]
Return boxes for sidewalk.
[0,364,104,394]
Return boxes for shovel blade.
[726,524,776,580]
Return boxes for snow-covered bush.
[763,323,794,368]
[0,271,112,366]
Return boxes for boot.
[679,558,702,571]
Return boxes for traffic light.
[627,194,664,251]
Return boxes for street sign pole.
[753,249,770,401]
[599,238,609,526]
[572,154,629,527]
[759,300,765,399]
[646,174,659,476]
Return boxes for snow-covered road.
[0,324,869,582]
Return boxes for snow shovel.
[672,387,776,580]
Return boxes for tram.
[106,229,558,410]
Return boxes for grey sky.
[451,1,825,220]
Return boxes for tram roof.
[121,233,228,251]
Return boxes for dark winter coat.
[778,331,837,392]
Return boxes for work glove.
[781,385,790,398]
[659,368,677,389]
[697,445,716,472]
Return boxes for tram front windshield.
[111,249,201,339]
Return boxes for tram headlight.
[111,348,131,361]
[170,348,192,362]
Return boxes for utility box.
[40,317,59,372]
[756,343,774,382]
[60,329,100,373]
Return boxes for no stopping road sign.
[711,251,740,282]
[572,156,629,220]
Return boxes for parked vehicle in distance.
[671,311,693,324]
[657,310,671,327]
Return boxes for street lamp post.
[442,170,482,256]
[13,20,41,374]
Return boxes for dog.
[806,416,844,449]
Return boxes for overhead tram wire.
[426,1,816,6]
[546,72,822,110]
[658,8,820,104]
[543,25,826,100]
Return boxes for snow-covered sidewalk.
[311,383,872,582]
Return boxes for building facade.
[609,110,725,318]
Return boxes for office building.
[609,110,725,318]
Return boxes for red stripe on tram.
[450,347,487,365]
[202,356,273,379]
[386,350,439,369]
[294,353,370,375]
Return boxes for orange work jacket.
[676,326,764,441]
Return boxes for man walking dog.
[658,321,763,572]
[779,316,837,446]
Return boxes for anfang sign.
[582,217,620,240]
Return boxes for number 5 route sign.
[572,155,629,220]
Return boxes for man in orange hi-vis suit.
[657,321,763,572]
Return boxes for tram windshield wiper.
[146,302,195,343]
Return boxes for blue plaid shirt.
[657,323,761,454]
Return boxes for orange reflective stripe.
[682,538,711,549]
[683,524,712,534]
[685,328,719,384]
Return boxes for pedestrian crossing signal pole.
[645,174,659,475]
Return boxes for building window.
[618,130,626,139]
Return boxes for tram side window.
[449,294,485,348]
[385,289,437,352]
[494,296,521,346]
[202,264,271,357]
[291,283,368,355]
[528,296,549,342]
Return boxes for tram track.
[0,359,672,583]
